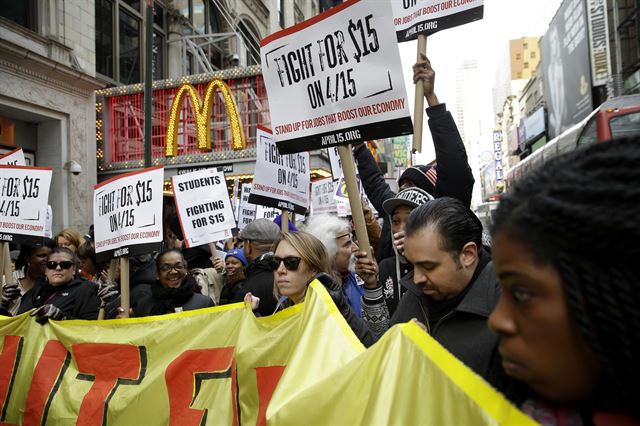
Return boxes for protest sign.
[237,185,256,230]
[0,165,52,244]
[249,126,310,214]
[93,166,164,260]
[260,0,412,154]
[0,148,26,166]
[334,172,361,203]
[44,205,52,239]
[0,283,532,425]
[337,201,352,217]
[256,205,279,221]
[392,0,484,42]
[172,168,236,248]
[311,177,337,214]
[328,146,343,181]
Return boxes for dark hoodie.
[18,277,100,320]
[232,252,277,316]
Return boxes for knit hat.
[238,219,281,243]
[225,249,248,267]
[382,187,435,216]
[398,165,437,196]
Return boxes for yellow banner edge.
[400,322,537,426]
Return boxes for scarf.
[149,275,195,315]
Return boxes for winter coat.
[354,103,475,261]
[342,272,364,318]
[134,275,214,317]
[232,253,277,316]
[18,277,100,320]
[389,259,504,384]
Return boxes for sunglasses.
[268,256,301,271]
[46,261,74,270]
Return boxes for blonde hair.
[55,228,84,252]
[272,231,331,306]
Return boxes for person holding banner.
[15,247,100,323]
[233,219,281,316]
[353,55,474,262]
[270,231,374,347]
[488,138,640,424]
[134,249,214,316]
[0,239,56,316]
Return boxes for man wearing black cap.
[355,187,433,337]
[232,219,281,316]
[353,55,474,262]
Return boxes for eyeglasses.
[46,261,74,270]
[268,256,301,271]
[158,263,187,273]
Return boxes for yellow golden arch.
[164,79,246,157]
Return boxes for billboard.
[541,0,593,139]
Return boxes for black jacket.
[389,258,504,385]
[354,103,474,261]
[233,253,277,316]
[135,289,214,317]
[105,259,155,319]
[376,255,413,316]
[18,277,100,320]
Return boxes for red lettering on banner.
[0,336,23,424]
[165,347,238,426]
[255,366,286,426]
[73,343,146,426]
[23,340,70,425]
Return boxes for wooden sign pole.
[412,34,427,154]
[337,145,371,258]
[1,243,12,286]
[119,256,130,318]
[281,210,289,233]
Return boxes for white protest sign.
[238,185,257,230]
[337,201,352,217]
[44,205,53,239]
[0,148,26,166]
[328,146,343,181]
[334,173,361,203]
[311,177,338,214]
[0,165,52,244]
[256,205,280,221]
[249,126,310,213]
[93,166,164,259]
[392,0,484,42]
[260,0,412,154]
[172,168,236,248]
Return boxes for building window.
[152,31,164,80]
[523,42,528,49]
[237,19,260,66]
[96,0,114,78]
[530,51,536,58]
[524,62,529,69]
[0,0,37,31]
[193,0,205,33]
[119,9,141,84]
[515,53,521,60]
[279,0,285,28]
[517,71,522,79]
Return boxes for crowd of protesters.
[1,56,639,425]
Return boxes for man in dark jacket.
[353,55,474,262]
[233,219,281,316]
[385,198,505,388]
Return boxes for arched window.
[236,18,260,66]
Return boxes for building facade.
[0,0,321,234]
[0,1,103,234]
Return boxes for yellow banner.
[0,281,533,425]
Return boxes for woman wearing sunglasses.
[269,232,375,347]
[134,249,214,316]
[15,247,100,323]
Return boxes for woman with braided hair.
[488,137,640,424]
